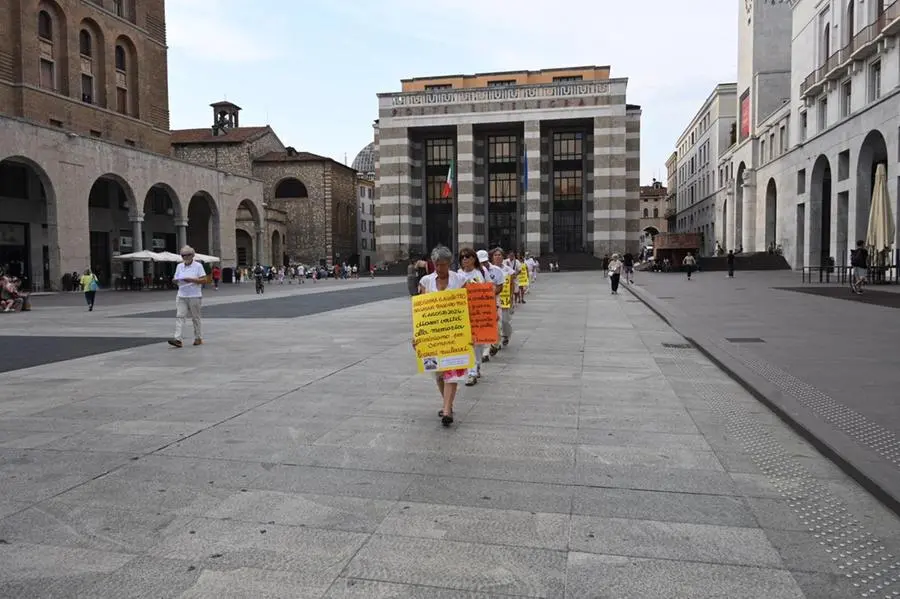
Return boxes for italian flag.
[441,160,455,199]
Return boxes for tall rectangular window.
[779,125,786,153]
[39,59,55,91]
[869,61,882,101]
[841,80,852,117]
[81,74,93,104]
[551,131,584,253]
[769,133,775,159]
[488,135,518,251]
[116,87,128,114]
[425,137,454,250]
[800,111,808,141]
[818,96,828,130]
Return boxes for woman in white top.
[417,245,468,426]
[457,247,487,387]
[491,248,514,350]
[608,253,623,295]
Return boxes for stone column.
[592,113,628,257]
[255,230,264,266]
[131,215,144,278]
[175,218,188,251]
[456,124,475,250]
[524,120,542,256]
[625,108,642,256]
[375,127,410,261]
[741,170,757,252]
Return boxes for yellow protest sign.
[499,276,512,309]
[412,288,475,373]
[517,267,530,288]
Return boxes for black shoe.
[441,412,454,426]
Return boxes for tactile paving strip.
[728,348,900,468]
[659,343,900,598]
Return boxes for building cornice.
[379,78,628,108]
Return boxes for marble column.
[456,123,475,249]
[524,120,542,256]
[175,218,188,251]
[375,127,410,260]
[131,215,144,278]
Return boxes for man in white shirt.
[168,245,207,348]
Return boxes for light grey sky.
[166,0,739,184]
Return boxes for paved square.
[1,275,899,597]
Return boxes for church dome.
[351,142,376,175]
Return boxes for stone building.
[172,102,358,268]
[639,179,667,248]
[0,0,265,288]
[374,66,641,262]
[672,83,737,256]
[716,0,900,269]
[665,151,678,233]
[352,142,377,270]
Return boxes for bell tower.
[210,101,241,136]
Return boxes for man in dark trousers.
[727,250,735,278]
[622,252,634,284]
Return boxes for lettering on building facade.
[390,82,612,107]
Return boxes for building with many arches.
[0,0,356,289]
[714,0,899,268]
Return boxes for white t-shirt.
[457,268,485,284]
[485,264,505,286]
[174,261,206,298]
[419,271,467,293]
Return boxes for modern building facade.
[639,180,667,248]
[665,151,678,233]
[673,83,737,256]
[0,0,265,288]
[715,0,900,269]
[374,66,642,261]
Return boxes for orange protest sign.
[466,282,499,345]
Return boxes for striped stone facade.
[374,78,641,261]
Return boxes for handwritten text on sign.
[518,267,530,287]
[466,282,499,345]
[499,276,512,309]
[411,288,474,373]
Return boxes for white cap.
[476,250,490,263]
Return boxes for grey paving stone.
[377,502,569,550]
[401,476,574,515]
[575,428,712,451]
[38,431,179,454]
[572,486,757,527]
[0,541,134,584]
[178,566,343,599]
[201,489,396,533]
[250,464,418,500]
[564,552,805,599]
[149,517,368,575]
[0,500,28,520]
[51,557,206,599]
[323,578,506,599]
[343,534,566,598]
[577,444,724,471]
[576,463,738,495]
[569,515,783,567]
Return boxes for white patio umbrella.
[113,250,157,261]
[191,253,220,263]
[866,163,895,254]
[152,251,184,262]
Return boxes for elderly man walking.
[168,245,207,348]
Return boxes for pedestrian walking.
[79,268,98,311]
[415,245,468,427]
[457,247,487,387]
[850,240,869,294]
[683,252,697,280]
[608,253,623,294]
[211,265,221,290]
[726,250,735,278]
[622,252,635,284]
[168,245,206,348]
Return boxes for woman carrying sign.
[457,247,487,387]
[492,248,515,351]
[417,245,468,426]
